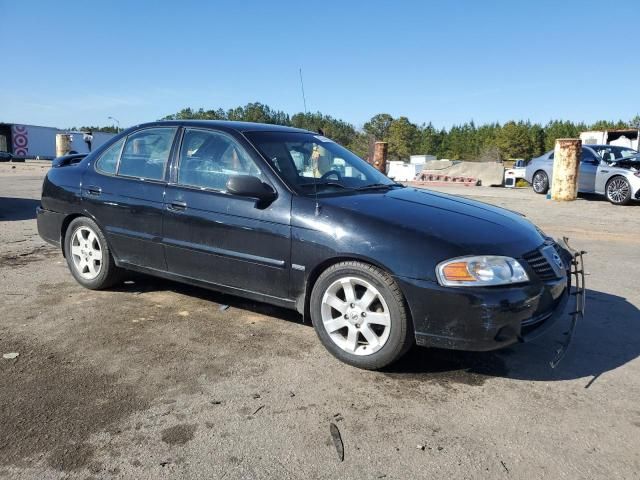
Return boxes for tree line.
[67,125,120,134]
[159,103,639,161]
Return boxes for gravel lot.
[1,162,639,479]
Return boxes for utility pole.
[108,116,120,133]
[373,142,388,174]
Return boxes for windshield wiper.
[355,182,405,191]
[299,181,351,190]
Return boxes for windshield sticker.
[314,135,334,143]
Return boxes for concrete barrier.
[417,161,504,186]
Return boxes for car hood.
[610,158,640,171]
[317,187,545,258]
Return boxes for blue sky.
[1,0,637,130]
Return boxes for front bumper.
[398,239,585,353]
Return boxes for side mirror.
[226,175,277,202]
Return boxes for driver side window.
[177,129,262,191]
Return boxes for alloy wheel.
[70,226,103,280]
[607,178,629,204]
[533,172,548,193]
[320,276,391,356]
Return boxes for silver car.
[525,144,640,205]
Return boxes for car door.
[162,127,292,300]
[82,126,178,270]
[578,148,599,193]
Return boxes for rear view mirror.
[226,175,277,202]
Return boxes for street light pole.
[107,116,120,133]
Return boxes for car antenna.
[299,67,308,114]
[299,67,320,215]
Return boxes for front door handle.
[85,185,102,196]
[167,200,187,211]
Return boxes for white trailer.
[0,123,116,159]
[386,161,424,181]
[580,129,640,150]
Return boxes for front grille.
[522,248,557,281]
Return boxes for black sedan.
[37,120,583,369]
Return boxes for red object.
[406,172,478,187]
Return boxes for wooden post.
[55,134,72,157]
[373,141,388,174]
[551,139,581,201]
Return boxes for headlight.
[436,256,529,287]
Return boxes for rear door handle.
[167,201,187,211]
[85,185,102,196]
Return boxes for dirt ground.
[1,162,639,479]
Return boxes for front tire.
[310,261,413,370]
[532,170,549,194]
[64,217,122,289]
[605,176,631,205]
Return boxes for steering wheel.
[320,169,343,181]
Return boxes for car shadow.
[577,192,640,205]
[112,273,304,325]
[0,197,40,221]
[386,288,639,386]
[577,192,608,202]
[112,277,638,386]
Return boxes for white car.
[524,145,640,205]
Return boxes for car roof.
[586,144,634,149]
[130,120,312,134]
[545,144,635,154]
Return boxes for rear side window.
[95,138,124,174]
[581,149,597,162]
[177,129,262,191]
[118,128,176,181]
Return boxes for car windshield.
[592,146,638,162]
[614,152,640,162]
[244,131,396,195]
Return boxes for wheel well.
[534,169,547,179]
[606,174,628,186]
[302,256,402,321]
[60,214,84,257]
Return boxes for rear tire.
[605,176,631,205]
[532,170,549,194]
[310,261,413,370]
[64,217,123,289]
